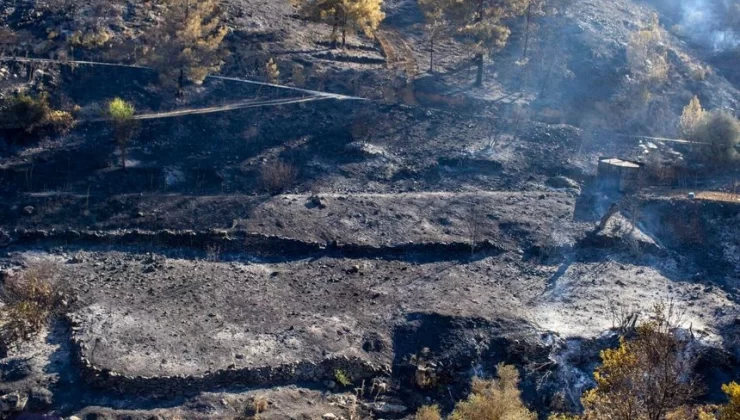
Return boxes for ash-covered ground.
[1,0,739,418]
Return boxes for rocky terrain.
[0,0,739,418]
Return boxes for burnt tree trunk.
[429,35,435,73]
[474,0,485,87]
[522,3,532,60]
[331,9,339,48]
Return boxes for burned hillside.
[0,0,739,419]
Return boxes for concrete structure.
[597,157,643,192]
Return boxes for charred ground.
[0,0,739,419]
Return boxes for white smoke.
[678,0,740,51]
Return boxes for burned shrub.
[0,263,67,355]
[259,160,297,194]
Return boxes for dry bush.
[719,382,740,420]
[291,64,306,87]
[627,15,670,85]
[253,395,268,414]
[265,57,280,84]
[68,27,113,49]
[239,395,269,419]
[691,65,711,81]
[415,405,442,420]
[260,161,297,194]
[449,364,536,420]
[582,303,698,420]
[0,263,66,353]
[679,96,705,138]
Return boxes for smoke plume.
[677,0,739,51]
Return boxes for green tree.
[419,0,454,73]
[107,98,137,170]
[293,0,385,48]
[688,111,740,165]
[141,0,228,94]
[448,0,530,86]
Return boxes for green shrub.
[108,97,135,121]
[334,369,352,387]
[0,93,74,138]
[689,111,740,165]
[106,97,137,169]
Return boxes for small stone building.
[597,157,643,193]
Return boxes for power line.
[0,56,710,145]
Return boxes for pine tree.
[418,0,454,73]
[293,0,385,48]
[141,0,228,94]
[107,98,137,170]
[448,0,530,86]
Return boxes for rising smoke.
[676,0,740,51]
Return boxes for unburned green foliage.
[446,0,530,86]
[107,97,137,169]
[293,0,385,48]
[334,369,352,387]
[141,0,228,92]
[688,111,740,165]
[0,92,74,139]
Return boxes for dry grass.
[259,161,297,194]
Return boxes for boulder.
[0,392,28,416]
